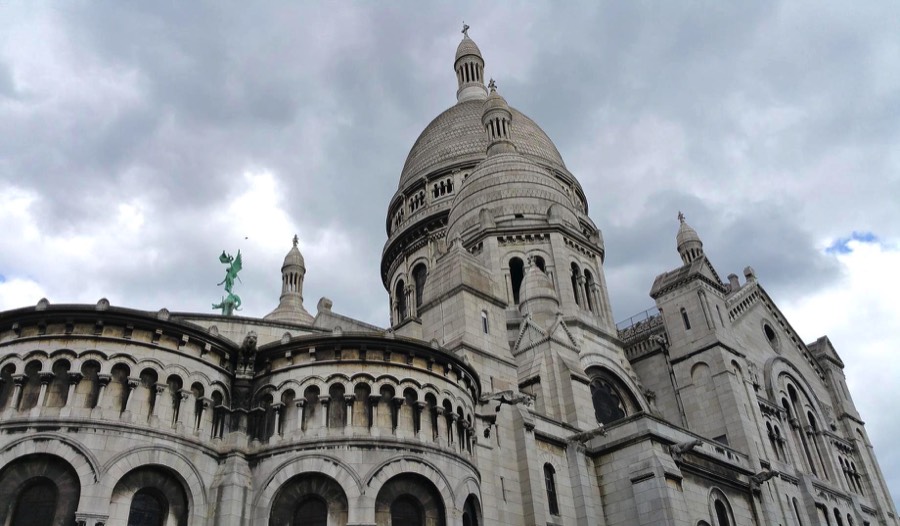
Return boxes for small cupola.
[676,212,704,265]
[265,235,314,324]
[518,257,560,323]
[455,24,488,102]
[482,80,516,156]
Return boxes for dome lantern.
[676,212,704,265]
[482,80,516,156]
[455,24,488,103]
[265,235,314,324]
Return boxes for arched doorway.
[375,473,445,526]
[0,453,81,526]
[269,473,348,526]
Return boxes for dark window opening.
[395,280,407,322]
[510,258,524,304]
[127,488,168,526]
[681,308,691,330]
[11,478,58,526]
[590,378,627,425]
[293,497,328,526]
[533,256,546,272]
[714,499,731,526]
[544,464,559,516]
[481,311,489,334]
[413,264,427,309]
[391,495,424,526]
[570,263,581,306]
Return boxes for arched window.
[413,264,427,310]
[391,495,425,526]
[584,269,596,313]
[714,499,731,526]
[10,478,58,526]
[533,256,546,272]
[834,509,844,526]
[127,488,168,526]
[792,497,804,525]
[461,495,480,526]
[570,263,581,306]
[395,279,407,322]
[510,258,525,304]
[481,311,489,334]
[590,377,627,425]
[293,496,327,526]
[544,464,559,516]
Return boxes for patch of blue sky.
[825,231,880,254]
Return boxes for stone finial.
[96,298,110,311]
[317,297,333,313]
[36,298,49,311]
[157,308,170,321]
[743,266,757,281]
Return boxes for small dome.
[456,36,483,63]
[520,261,558,306]
[676,213,702,249]
[282,235,305,269]
[483,82,510,113]
[676,212,704,265]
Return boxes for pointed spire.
[675,212,704,265]
[455,25,487,103]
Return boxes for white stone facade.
[0,28,896,526]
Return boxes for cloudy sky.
[2,0,899,506]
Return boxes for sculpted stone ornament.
[237,331,258,372]
[479,390,534,412]
[750,469,779,493]
[567,424,608,451]
[669,438,703,462]
[213,250,243,315]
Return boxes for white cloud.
[781,237,900,501]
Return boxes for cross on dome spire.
[462,22,470,38]
[677,211,685,224]
[292,234,299,247]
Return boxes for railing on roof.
[616,307,663,342]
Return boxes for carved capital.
[295,399,307,408]
[318,395,331,405]
[97,374,112,387]
[154,382,168,394]
[11,374,26,387]
[178,389,192,401]
[67,372,83,385]
[343,394,356,404]
[38,372,55,385]
[126,376,141,390]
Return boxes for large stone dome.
[398,99,566,189]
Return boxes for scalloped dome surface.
[398,100,566,189]
[456,37,483,62]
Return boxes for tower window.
[395,280,407,322]
[570,263,581,307]
[413,264,427,309]
[681,308,691,330]
[510,258,524,304]
[481,311,489,334]
[533,256,546,272]
[543,464,559,516]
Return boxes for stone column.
[64,372,83,408]
[295,399,306,433]
[344,394,355,432]
[449,413,459,448]
[10,374,25,411]
[391,396,412,437]
[175,389,192,431]
[576,275,587,310]
[368,394,381,436]
[95,374,112,409]
[151,383,167,423]
[435,407,447,447]
[415,401,429,440]
[36,371,54,409]
[123,376,140,415]
[272,402,285,437]
[319,395,330,429]
[198,397,214,437]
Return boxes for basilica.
[0,28,896,526]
